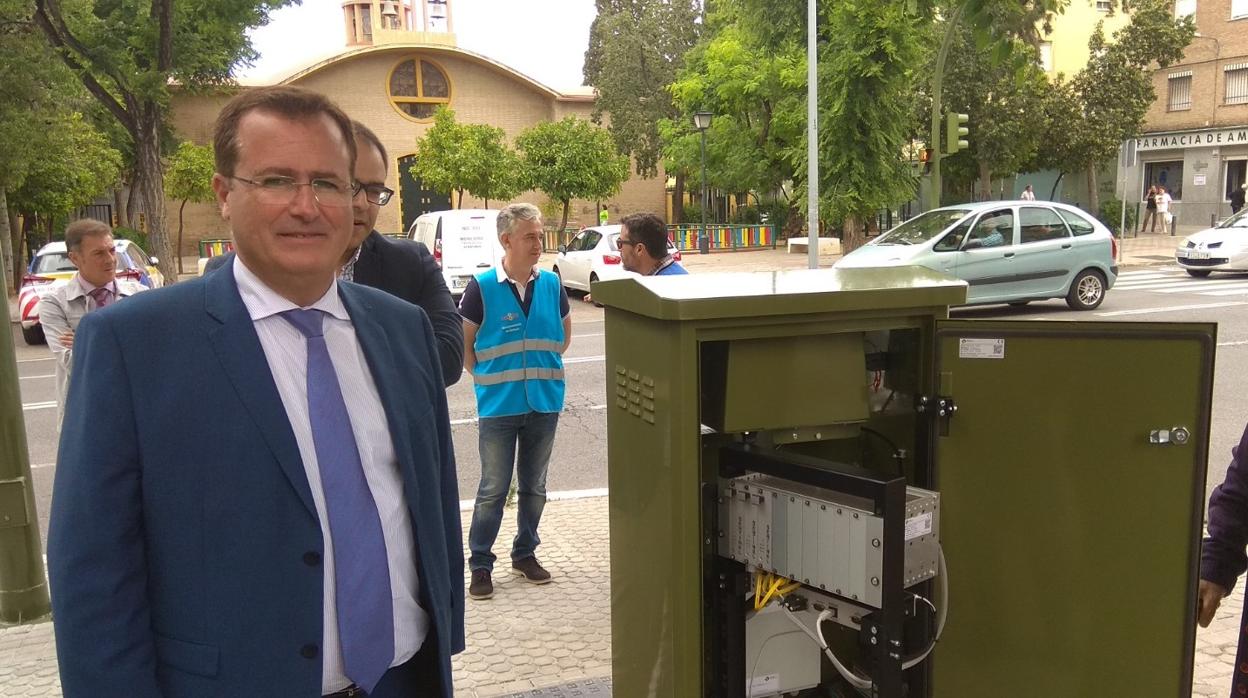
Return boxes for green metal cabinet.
[594,267,1213,698]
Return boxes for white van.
[407,209,503,296]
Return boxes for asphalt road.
[13,264,1248,551]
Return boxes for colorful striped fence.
[198,239,235,258]
[667,224,776,252]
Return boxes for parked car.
[552,225,682,293]
[833,201,1118,310]
[1175,208,1248,277]
[18,239,164,345]
[408,209,502,296]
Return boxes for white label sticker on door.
[958,338,1005,359]
[748,673,779,697]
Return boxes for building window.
[1175,0,1196,17]
[1039,42,1053,72]
[1168,72,1192,111]
[388,57,452,121]
[1234,0,1248,18]
[1144,161,1184,201]
[1096,0,1112,10]
[1227,65,1248,103]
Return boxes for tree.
[1035,0,1194,212]
[583,0,701,220]
[461,124,523,207]
[32,0,289,285]
[164,142,215,274]
[8,111,123,244]
[411,108,524,208]
[515,117,630,231]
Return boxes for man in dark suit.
[48,86,463,697]
[205,121,463,386]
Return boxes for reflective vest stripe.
[473,367,567,386]
[474,338,565,362]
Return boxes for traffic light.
[945,112,969,155]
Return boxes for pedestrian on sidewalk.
[47,86,464,698]
[1198,422,1248,698]
[37,219,145,430]
[1020,184,1036,201]
[1232,183,1247,215]
[1157,186,1173,232]
[1142,186,1159,233]
[460,202,571,600]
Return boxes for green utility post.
[927,1,968,211]
[0,301,51,624]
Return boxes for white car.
[1176,209,1248,277]
[552,225,681,293]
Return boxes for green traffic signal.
[946,112,969,155]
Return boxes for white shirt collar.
[68,274,113,301]
[232,256,348,322]
[494,264,539,285]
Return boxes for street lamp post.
[694,111,713,254]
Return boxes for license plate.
[1188,251,1210,260]
[452,276,471,289]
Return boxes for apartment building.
[1120,0,1248,226]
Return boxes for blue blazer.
[47,260,464,697]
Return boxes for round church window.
[388,57,452,121]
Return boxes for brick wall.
[1145,0,1248,133]
[166,46,666,256]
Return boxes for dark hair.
[65,219,112,253]
[213,86,356,178]
[351,121,388,172]
[620,212,669,260]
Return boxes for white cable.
[901,543,949,670]
[808,608,874,690]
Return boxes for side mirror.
[557,245,567,253]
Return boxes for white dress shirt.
[233,260,428,693]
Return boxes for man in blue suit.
[47,86,463,697]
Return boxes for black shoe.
[469,569,494,599]
[511,556,552,584]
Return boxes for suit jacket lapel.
[203,259,317,517]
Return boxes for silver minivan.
[408,209,503,296]
[833,201,1119,310]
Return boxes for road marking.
[1218,340,1248,347]
[16,357,53,364]
[459,487,607,511]
[564,354,605,365]
[573,332,604,338]
[450,403,608,426]
[1156,282,1248,294]
[19,374,54,380]
[1096,301,1248,317]
[22,401,56,412]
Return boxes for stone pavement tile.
[453,496,612,698]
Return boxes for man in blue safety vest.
[459,202,572,601]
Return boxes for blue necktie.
[282,309,394,693]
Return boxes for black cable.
[859,427,905,476]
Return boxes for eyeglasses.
[617,238,638,247]
[229,175,362,208]
[358,184,395,206]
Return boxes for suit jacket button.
[303,551,321,566]
[301,644,318,659]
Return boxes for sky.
[238,0,598,90]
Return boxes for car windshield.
[33,250,128,275]
[1219,209,1248,228]
[874,209,973,245]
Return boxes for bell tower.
[342,0,455,47]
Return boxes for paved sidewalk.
[0,495,1244,696]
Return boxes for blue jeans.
[468,411,560,572]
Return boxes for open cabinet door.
[930,320,1215,697]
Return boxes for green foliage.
[111,226,149,248]
[583,0,701,177]
[411,108,524,207]
[164,141,215,204]
[1097,197,1137,235]
[9,112,122,220]
[515,117,630,231]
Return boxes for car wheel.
[1065,269,1106,311]
[590,273,603,308]
[22,323,45,346]
[1186,269,1212,278]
